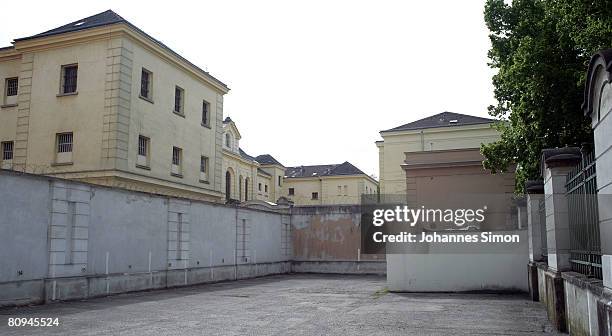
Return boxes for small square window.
[57,133,73,153]
[140,68,152,100]
[171,146,183,176]
[61,65,78,94]
[55,132,73,164]
[5,78,18,96]
[202,100,210,126]
[2,141,14,161]
[311,192,319,200]
[137,135,150,168]
[200,156,209,182]
[174,86,184,114]
[288,188,294,196]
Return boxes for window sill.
[51,162,73,166]
[1,103,17,108]
[136,164,151,170]
[172,111,185,118]
[201,123,211,129]
[57,92,78,97]
[199,179,210,184]
[139,95,154,104]
[171,172,183,178]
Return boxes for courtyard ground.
[0,274,560,335]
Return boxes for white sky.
[1,0,496,178]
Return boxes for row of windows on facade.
[3,66,212,127]
[0,134,210,181]
[285,184,374,200]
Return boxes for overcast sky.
[1,1,496,178]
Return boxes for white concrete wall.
[387,230,528,292]
[0,170,290,306]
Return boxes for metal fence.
[565,148,602,279]
[538,198,548,259]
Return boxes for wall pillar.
[525,180,544,302]
[542,148,581,272]
[539,147,581,332]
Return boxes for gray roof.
[257,168,271,177]
[13,10,228,91]
[255,154,283,167]
[238,148,256,162]
[285,162,366,178]
[382,112,495,132]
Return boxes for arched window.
[225,171,231,201]
[244,178,249,201]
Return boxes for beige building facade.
[377,112,501,195]
[221,117,285,203]
[283,162,378,206]
[0,10,229,202]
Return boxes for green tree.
[482,0,612,192]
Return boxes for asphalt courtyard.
[0,274,560,336]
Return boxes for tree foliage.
[482,0,612,192]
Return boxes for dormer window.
[225,133,231,148]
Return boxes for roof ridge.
[382,111,495,133]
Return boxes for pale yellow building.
[222,117,285,203]
[0,10,229,202]
[283,162,378,205]
[377,112,501,195]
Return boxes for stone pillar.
[525,180,544,302]
[542,148,581,272]
[526,182,545,263]
[539,147,580,332]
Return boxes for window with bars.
[174,86,184,114]
[2,141,13,161]
[202,100,210,126]
[140,69,152,99]
[172,147,182,165]
[311,192,319,200]
[61,65,78,94]
[57,133,73,153]
[138,135,149,157]
[5,78,18,97]
[200,156,208,174]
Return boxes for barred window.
[140,69,152,99]
[172,147,181,165]
[5,78,18,96]
[174,86,184,113]
[2,141,13,160]
[57,133,73,153]
[61,65,78,94]
[311,192,319,200]
[138,135,148,157]
[202,100,210,126]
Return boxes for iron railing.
[565,148,602,279]
[538,198,548,259]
